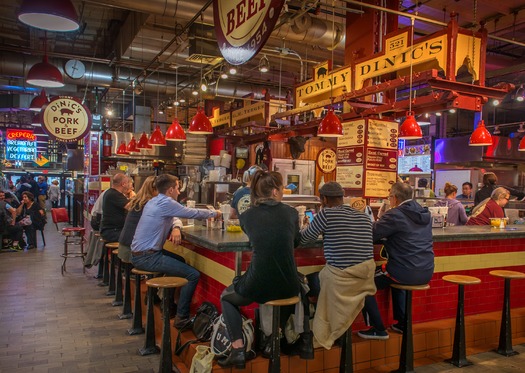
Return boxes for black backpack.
[175,301,219,355]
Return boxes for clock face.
[64,59,85,79]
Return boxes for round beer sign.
[41,96,92,142]
[214,0,285,65]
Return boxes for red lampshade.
[29,89,49,111]
[31,112,42,127]
[18,0,80,32]
[136,132,152,149]
[189,108,213,134]
[318,108,343,137]
[165,119,186,141]
[126,137,139,153]
[27,55,64,88]
[519,137,525,151]
[399,111,423,140]
[149,125,167,146]
[116,141,129,156]
[469,120,493,146]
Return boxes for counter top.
[182,224,525,252]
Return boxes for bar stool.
[390,283,430,373]
[442,275,481,367]
[130,269,159,343]
[146,276,188,373]
[111,249,123,307]
[264,296,300,373]
[60,227,86,275]
[97,238,110,286]
[105,242,119,296]
[118,253,133,320]
[489,270,525,356]
[339,328,353,373]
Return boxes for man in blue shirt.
[131,174,221,328]
[37,176,48,209]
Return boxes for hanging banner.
[214,0,285,65]
[41,96,92,142]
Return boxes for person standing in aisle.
[47,180,61,208]
[131,174,221,328]
[100,173,131,242]
[36,176,48,210]
[358,182,434,340]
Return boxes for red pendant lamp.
[469,120,493,146]
[165,119,186,141]
[18,0,80,32]
[126,137,139,153]
[399,111,423,140]
[519,136,525,151]
[116,141,129,156]
[148,125,167,146]
[137,132,152,149]
[318,108,343,137]
[27,55,64,88]
[29,89,49,111]
[189,108,213,134]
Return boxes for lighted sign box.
[6,129,36,161]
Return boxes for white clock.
[64,59,85,79]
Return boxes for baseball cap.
[319,181,344,197]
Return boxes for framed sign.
[6,129,36,161]
[41,96,92,142]
[316,148,337,173]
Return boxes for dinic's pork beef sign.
[41,96,92,142]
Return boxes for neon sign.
[6,129,37,161]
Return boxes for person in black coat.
[16,191,45,249]
[218,170,301,368]
[474,172,525,207]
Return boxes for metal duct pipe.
[0,51,280,100]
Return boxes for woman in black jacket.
[16,191,45,249]
[219,171,301,368]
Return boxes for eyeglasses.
[503,196,510,201]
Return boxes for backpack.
[175,302,219,355]
[210,315,255,358]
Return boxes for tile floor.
[0,223,524,372]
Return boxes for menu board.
[337,119,365,147]
[337,165,363,188]
[337,146,364,165]
[364,170,397,197]
[367,119,398,148]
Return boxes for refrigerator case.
[272,158,315,195]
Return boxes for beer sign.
[41,96,92,142]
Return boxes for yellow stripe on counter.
[435,252,525,273]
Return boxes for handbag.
[18,215,32,226]
[175,302,219,355]
[210,314,255,357]
[189,345,215,373]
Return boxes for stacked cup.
[220,204,231,230]
[186,200,195,226]
[295,205,307,229]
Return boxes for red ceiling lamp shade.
[148,125,167,146]
[519,136,525,151]
[399,111,423,140]
[137,132,152,149]
[126,137,139,153]
[27,55,64,88]
[318,108,343,137]
[18,0,80,32]
[29,89,49,111]
[469,120,493,146]
[189,108,213,134]
[31,112,42,127]
[165,119,186,141]
[116,141,129,156]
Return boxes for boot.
[290,331,314,360]
[218,347,246,369]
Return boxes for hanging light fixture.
[469,120,492,146]
[137,132,152,149]
[519,136,525,151]
[29,89,49,111]
[116,140,130,155]
[493,125,501,135]
[220,65,228,79]
[200,76,208,92]
[126,137,139,153]
[191,84,199,96]
[31,112,42,127]
[229,64,237,75]
[399,18,422,140]
[165,65,186,141]
[259,55,270,73]
[516,85,525,102]
[27,55,64,88]
[317,3,343,138]
[18,0,80,32]
[149,125,167,146]
[189,108,213,134]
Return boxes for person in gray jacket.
[358,182,434,340]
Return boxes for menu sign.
[337,119,365,147]
[366,148,398,171]
[337,146,364,166]
[337,166,363,188]
[367,119,398,148]
[364,170,397,197]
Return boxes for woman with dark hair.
[16,191,45,249]
[218,171,301,368]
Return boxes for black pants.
[220,284,253,343]
[22,224,37,247]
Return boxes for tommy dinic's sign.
[41,96,92,142]
[295,25,482,106]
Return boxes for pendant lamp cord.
[408,17,415,113]
[329,0,336,110]
[175,66,178,118]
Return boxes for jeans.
[221,284,253,342]
[132,250,200,318]
[361,273,406,331]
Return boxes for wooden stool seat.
[131,268,159,276]
[105,243,119,296]
[489,270,525,279]
[489,270,525,356]
[442,274,481,285]
[145,276,188,373]
[112,249,118,255]
[106,242,119,249]
[146,276,188,289]
[264,296,300,307]
[443,274,481,367]
[391,283,430,291]
[94,233,101,237]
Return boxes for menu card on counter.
[336,118,398,198]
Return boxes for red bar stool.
[489,270,525,356]
[60,227,86,275]
[442,274,481,367]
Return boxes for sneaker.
[391,323,404,334]
[11,244,24,251]
[357,327,389,340]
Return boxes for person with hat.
[300,181,376,349]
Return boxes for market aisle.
[0,222,157,373]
